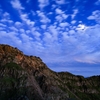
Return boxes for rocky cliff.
[0,44,100,100]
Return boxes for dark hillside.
[0,44,100,100]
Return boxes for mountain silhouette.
[0,44,100,100]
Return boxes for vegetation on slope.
[0,44,100,100]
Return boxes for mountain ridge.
[0,44,100,100]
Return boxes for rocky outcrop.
[0,44,69,100]
[0,44,100,100]
[58,72,100,100]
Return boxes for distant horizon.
[0,0,100,77]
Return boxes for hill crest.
[0,44,100,100]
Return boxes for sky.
[0,0,100,77]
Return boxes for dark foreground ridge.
[0,44,100,100]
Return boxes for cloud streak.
[38,0,49,9]
[11,0,24,10]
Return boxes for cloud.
[55,0,66,5]
[51,4,57,9]
[71,9,78,19]
[19,12,35,28]
[71,20,76,24]
[11,0,24,10]
[9,26,18,32]
[0,7,100,66]
[55,12,68,23]
[59,22,69,27]
[0,10,40,54]
[41,25,46,29]
[48,25,58,41]
[76,24,86,30]
[11,0,35,27]
[44,32,52,39]
[3,12,10,18]
[1,0,100,76]
[0,12,12,23]
[15,21,22,27]
[31,31,41,41]
[69,29,75,35]
[75,52,100,64]
[0,19,43,56]
[20,33,32,42]
[37,11,51,23]
[20,29,25,33]
[0,30,22,47]
[55,15,63,22]
[95,0,100,5]
[0,23,7,27]
[87,16,95,20]
[26,30,31,34]
[11,0,36,28]
[87,10,100,24]
[55,8,63,14]
[26,0,30,4]
[38,0,49,9]
[0,12,13,29]
[73,24,100,63]
[62,13,68,19]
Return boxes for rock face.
[0,44,100,100]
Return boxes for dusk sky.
[0,0,100,77]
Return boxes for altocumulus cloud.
[0,0,100,76]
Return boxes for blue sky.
[0,0,100,77]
